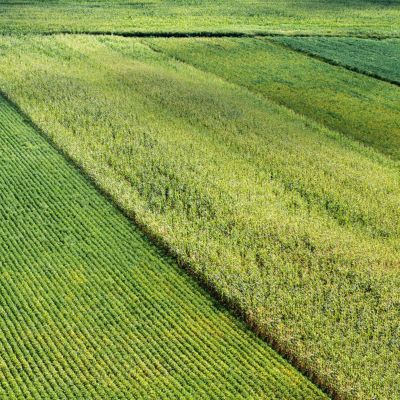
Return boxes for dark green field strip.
[272,37,400,85]
[149,37,400,161]
[0,0,399,37]
[0,97,326,399]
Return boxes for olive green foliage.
[0,35,398,400]
[273,37,400,84]
[0,0,399,36]
[150,37,400,160]
[0,96,326,399]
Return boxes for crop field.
[273,37,400,84]
[0,95,327,399]
[0,0,400,36]
[0,34,398,399]
[148,37,400,160]
[0,1,399,400]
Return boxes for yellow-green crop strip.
[0,95,326,399]
[0,35,398,400]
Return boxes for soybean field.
[0,95,326,399]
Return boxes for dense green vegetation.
[149,37,400,160]
[0,95,326,399]
[0,0,399,36]
[0,35,398,399]
[273,37,400,84]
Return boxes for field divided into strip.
[150,37,400,161]
[272,37,400,85]
[0,35,399,399]
[0,95,327,399]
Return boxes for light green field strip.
[0,35,398,399]
[272,37,400,85]
[0,0,399,37]
[0,96,327,399]
[149,37,400,161]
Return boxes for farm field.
[272,37,400,84]
[0,95,327,399]
[0,34,399,399]
[149,37,400,160]
[0,0,399,36]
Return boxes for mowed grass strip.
[0,96,326,399]
[0,0,399,36]
[148,37,400,161]
[272,37,400,84]
[0,35,398,400]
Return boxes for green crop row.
[0,0,399,37]
[148,37,400,161]
[272,37,400,85]
[0,96,325,399]
[0,35,397,399]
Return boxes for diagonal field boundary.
[268,38,400,87]
[0,94,328,398]
[24,30,400,86]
